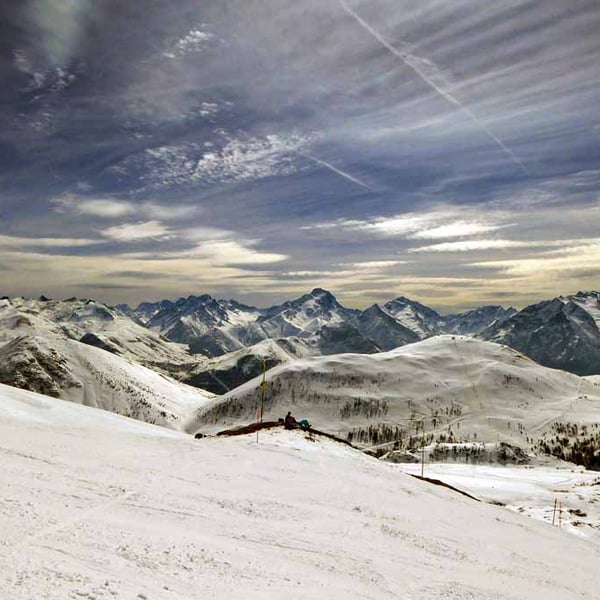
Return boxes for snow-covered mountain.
[0,335,213,428]
[355,303,420,349]
[480,292,600,375]
[143,294,262,356]
[0,296,192,370]
[117,299,175,323]
[0,297,214,428]
[189,336,600,466]
[2,382,599,599]
[255,288,359,338]
[445,305,517,335]
[3,289,600,432]
[132,288,520,361]
[383,296,445,337]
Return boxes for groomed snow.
[1,383,600,599]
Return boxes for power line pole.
[420,419,425,478]
[256,360,268,445]
[260,359,267,424]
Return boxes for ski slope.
[1,383,600,599]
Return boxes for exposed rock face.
[480,293,600,375]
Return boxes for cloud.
[106,270,168,280]
[305,208,508,240]
[25,0,94,67]
[349,260,405,269]
[408,221,507,240]
[153,240,288,266]
[0,234,99,249]
[53,195,136,218]
[130,133,315,191]
[143,202,199,220]
[409,239,545,253]
[52,195,199,221]
[164,28,216,59]
[470,240,600,278]
[101,221,171,242]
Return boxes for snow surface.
[1,383,600,599]
[397,463,600,545]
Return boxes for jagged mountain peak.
[384,296,442,319]
[310,287,335,298]
[571,290,600,299]
[293,287,341,308]
[361,303,388,317]
[383,295,443,338]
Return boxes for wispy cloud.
[409,239,544,253]
[53,195,136,218]
[52,194,199,221]
[155,240,288,266]
[337,0,527,172]
[3,1,600,308]
[0,234,99,249]
[101,221,171,242]
[408,221,507,240]
[305,208,508,240]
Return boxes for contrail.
[297,151,373,190]
[338,0,527,174]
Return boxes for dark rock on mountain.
[0,336,81,398]
[356,304,419,350]
[79,332,121,355]
[445,305,517,335]
[318,324,380,355]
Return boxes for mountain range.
[2,289,600,402]
[1,290,600,469]
[120,288,600,381]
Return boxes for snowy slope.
[0,336,213,428]
[1,383,600,599]
[189,336,600,457]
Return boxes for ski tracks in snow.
[2,487,137,555]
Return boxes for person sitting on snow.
[284,411,297,429]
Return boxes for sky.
[1,0,600,312]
